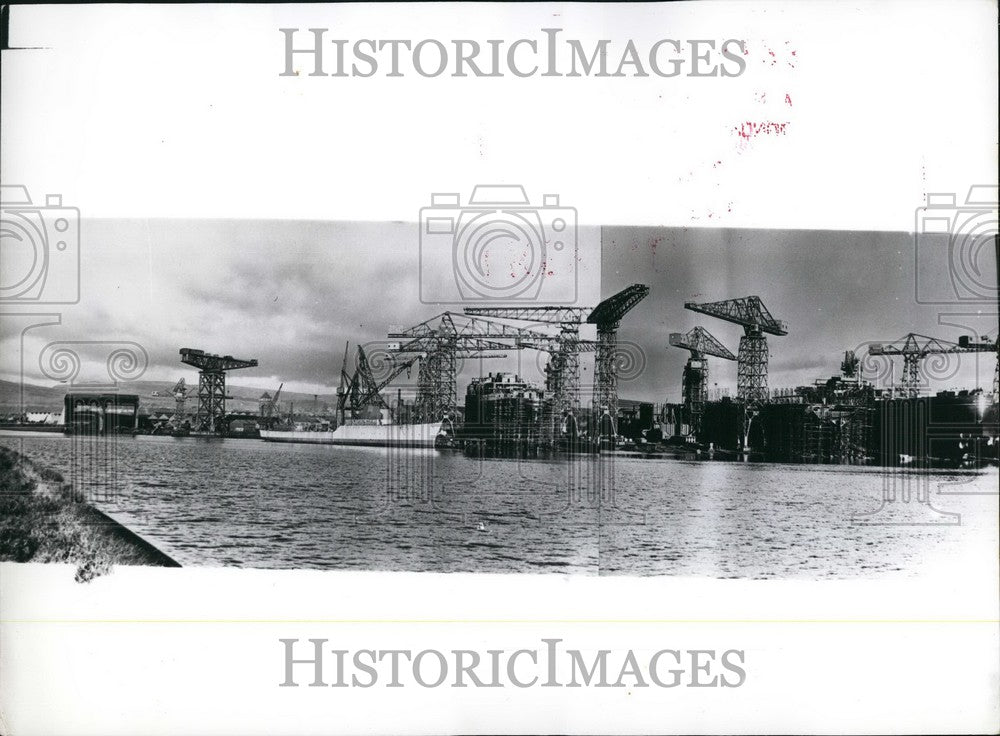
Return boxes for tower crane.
[179,348,259,434]
[668,327,736,436]
[868,333,998,399]
[587,284,650,427]
[684,296,787,404]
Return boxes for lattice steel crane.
[337,345,428,423]
[462,305,589,419]
[684,296,787,404]
[587,284,650,426]
[668,327,736,436]
[868,333,998,399]
[179,348,258,433]
[387,313,524,422]
[514,336,600,439]
[260,383,283,418]
[167,378,190,428]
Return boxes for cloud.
[4,220,994,403]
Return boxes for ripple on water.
[1,435,996,577]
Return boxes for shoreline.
[0,446,179,580]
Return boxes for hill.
[0,379,338,416]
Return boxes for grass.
[0,445,179,581]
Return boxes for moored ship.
[261,342,447,448]
[260,418,445,448]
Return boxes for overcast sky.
[3,219,995,404]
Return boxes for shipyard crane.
[157,378,190,428]
[868,333,998,399]
[587,284,650,427]
[386,313,528,422]
[259,383,283,425]
[684,296,787,404]
[668,327,736,436]
[179,348,259,434]
[337,345,429,422]
[513,336,601,438]
[463,306,590,421]
[841,350,860,379]
[171,378,189,422]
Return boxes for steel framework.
[462,306,588,420]
[387,313,529,422]
[868,333,997,399]
[587,285,650,433]
[684,296,787,404]
[465,285,650,435]
[169,378,189,428]
[179,348,258,433]
[515,335,600,440]
[668,326,736,436]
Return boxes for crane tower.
[179,348,258,434]
[668,326,736,435]
[462,306,589,419]
[587,284,650,432]
[684,296,787,403]
[387,313,525,422]
[868,333,997,399]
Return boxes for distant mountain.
[0,379,338,415]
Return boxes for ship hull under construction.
[260,421,444,448]
[697,392,998,467]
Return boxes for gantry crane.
[668,327,736,436]
[462,306,589,418]
[868,333,998,399]
[386,313,527,422]
[514,336,600,439]
[465,286,650,427]
[684,296,787,404]
[587,284,650,428]
[179,348,258,434]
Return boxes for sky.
[2,218,995,404]
[1,3,996,403]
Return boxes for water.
[2,432,996,577]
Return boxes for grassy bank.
[0,445,179,580]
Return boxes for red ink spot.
[785,93,793,107]
[733,121,789,140]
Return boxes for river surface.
[2,432,997,577]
